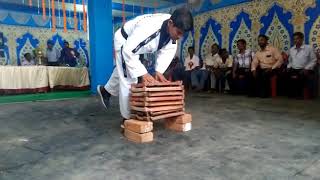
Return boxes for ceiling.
[0,0,252,20]
[0,0,187,17]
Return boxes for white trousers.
[104,49,138,119]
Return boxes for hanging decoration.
[58,0,61,27]
[62,0,67,32]
[29,0,32,7]
[122,0,126,24]
[141,0,144,14]
[154,0,158,13]
[132,1,135,17]
[74,0,78,31]
[78,7,82,31]
[82,0,87,32]
[48,0,52,29]
[37,0,40,14]
[51,0,56,32]
[42,0,46,20]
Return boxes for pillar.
[88,0,113,93]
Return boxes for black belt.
[120,27,128,78]
[121,27,128,40]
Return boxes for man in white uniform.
[97,8,193,124]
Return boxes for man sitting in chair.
[251,35,283,98]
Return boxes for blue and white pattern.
[16,32,39,65]
[199,18,222,61]
[260,4,293,52]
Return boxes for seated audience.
[59,41,80,67]
[213,48,233,93]
[317,49,320,97]
[184,46,199,90]
[287,32,317,99]
[251,34,283,98]
[204,43,220,91]
[46,40,60,66]
[164,56,185,81]
[232,39,254,94]
[140,54,155,75]
[191,60,209,92]
[277,51,290,96]
[21,53,36,66]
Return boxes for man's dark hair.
[188,46,195,51]
[170,8,193,32]
[24,53,31,58]
[237,39,247,45]
[212,43,220,50]
[63,40,69,45]
[258,34,269,41]
[218,48,228,56]
[293,32,304,39]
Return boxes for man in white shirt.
[214,49,233,93]
[21,53,36,66]
[287,32,317,98]
[191,59,209,92]
[184,46,199,90]
[96,8,194,125]
[46,40,60,66]
[204,43,220,91]
[232,39,254,94]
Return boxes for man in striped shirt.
[232,39,254,94]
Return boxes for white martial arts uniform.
[104,14,178,119]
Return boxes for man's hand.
[155,71,169,82]
[142,73,157,85]
[232,73,237,79]
[252,70,257,78]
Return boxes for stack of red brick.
[123,81,192,143]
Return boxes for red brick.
[124,129,153,143]
[167,113,192,124]
[124,120,153,134]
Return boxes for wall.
[180,0,320,61]
[0,9,89,66]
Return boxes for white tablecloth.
[0,66,90,95]
[0,66,49,94]
[47,66,90,89]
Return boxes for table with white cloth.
[47,66,90,90]
[0,66,90,95]
[0,66,49,95]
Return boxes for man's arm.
[305,47,317,70]
[272,48,283,69]
[287,49,293,69]
[155,42,178,74]
[121,32,149,79]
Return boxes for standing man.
[59,41,79,67]
[251,35,283,98]
[287,32,317,98]
[184,46,199,90]
[97,8,193,124]
[45,40,60,66]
